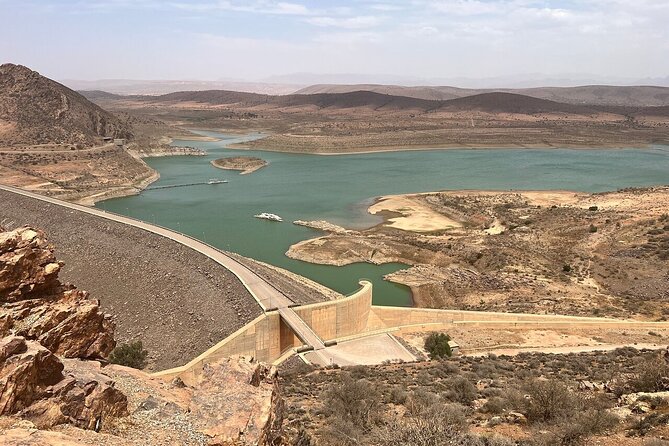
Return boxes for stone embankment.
[0,189,262,370]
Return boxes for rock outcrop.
[0,225,285,444]
[0,226,115,359]
[0,335,128,429]
[187,357,283,445]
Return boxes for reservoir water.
[96,131,669,306]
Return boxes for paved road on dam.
[0,184,326,351]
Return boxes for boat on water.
[208,179,228,185]
[254,212,283,222]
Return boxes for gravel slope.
[0,189,262,371]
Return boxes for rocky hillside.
[0,226,115,357]
[0,64,132,148]
[0,225,284,445]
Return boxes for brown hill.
[0,64,132,148]
[296,84,669,107]
[137,89,439,110]
[115,89,600,115]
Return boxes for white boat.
[208,179,228,185]
[254,212,283,222]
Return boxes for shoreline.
[228,140,663,156]
[210,156,268,175]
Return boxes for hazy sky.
[1,0,668,82]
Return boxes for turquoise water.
[97,131,669,306]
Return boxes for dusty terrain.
[288,187,669,319]
[279,346,669,445]
[211,155,268,174]
[88,89,669,154]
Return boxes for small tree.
[109,340,148,369]
[424,333,452,359]
[589,224,598,233]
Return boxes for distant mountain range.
[295,84,669,107]
[82,89,669,117]
[60,79,302,96]
[261,72,669,89]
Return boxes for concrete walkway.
[0,184,327,352]
[303,333,416,366]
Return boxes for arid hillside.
[0,64,194,204]
[288,187,669,319]
[0,63,132,148]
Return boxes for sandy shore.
[369,193,462,232]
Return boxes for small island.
[210,156,268,175]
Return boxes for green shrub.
[589,224,598,233]
[109,341,148,369]
[424,332,452,359]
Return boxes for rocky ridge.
[0,225,285,445]
[0,226,115,358]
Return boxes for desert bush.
[480,397,506,414]
[524,379,574,423]
[628,413,669,437]
[589,224,598,233]
[405,389,441,415]
[323,375,382,429]
[628,356,669,392]
[109,341,148,369]
[387,386,408,405]
[553,409,618,445]
[424,332,452,359]
[317,417,363,446]
[444,376,478,405]
[370,403,489,446]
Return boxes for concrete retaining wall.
[368,306,669,331]
[154,311,301,384]
[293,280,372,341]
[154,281,373,383]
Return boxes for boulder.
[0,227,115,359]
[0,335,127,430]
[0,336,64,414]
[189,357,283,445]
